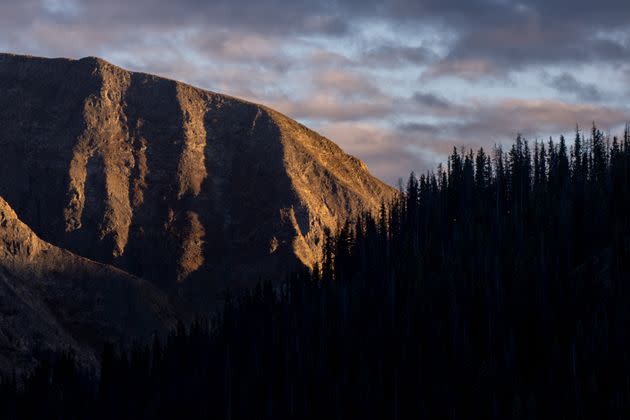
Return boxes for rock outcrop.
[0,53,396,303]
[0,196,181,373]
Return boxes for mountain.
[0,53,396,303]
[0,196,181,373]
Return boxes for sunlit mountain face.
[3,0,628,185]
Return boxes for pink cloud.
[264,93,394,122]
[312,69,380,97]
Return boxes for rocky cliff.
[0,53,396,302]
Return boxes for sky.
[2,0,630,185]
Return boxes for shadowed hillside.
[0,196,182,374]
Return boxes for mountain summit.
[0,53,395,302]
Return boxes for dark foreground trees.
[2,125,630,419]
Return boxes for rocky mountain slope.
[0,196,181,373]
[0,53,396,302]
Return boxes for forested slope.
[2,125,630,419]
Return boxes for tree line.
[2,125,630,419]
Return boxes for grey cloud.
[301,14,349,36]
[361,44,438,67]
[0,0,344,37]
[400,92,469,118]
[190,31,293,73]
[398,122,441,134]
[544,72,602,102]
[392,98,630,176]
[421,58,502,81]
[412,92,452,110]
[426,6,630,79]
[4,0,630,76]
[477,29,628,65]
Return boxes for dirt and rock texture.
[0,53,396,303]
[0,196,181,373]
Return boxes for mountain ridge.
[0,52,396,303]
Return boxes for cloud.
[361,44,437,67]
[397,99,630,161]
[312,70,381,97]
[199,34,280,61]
[453,24,629,65]
[42,0,82,18]
[411,1,630,80]
[412,92,453,110]
[474,99,627,136]
[422,58,501,81]
[2,0,630,183]
[4,1,630,83]
[398,122,441,135]
[543,72,602,102]
[307,49,354,67]
[264,93,394,122]
[0,0,349,37]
